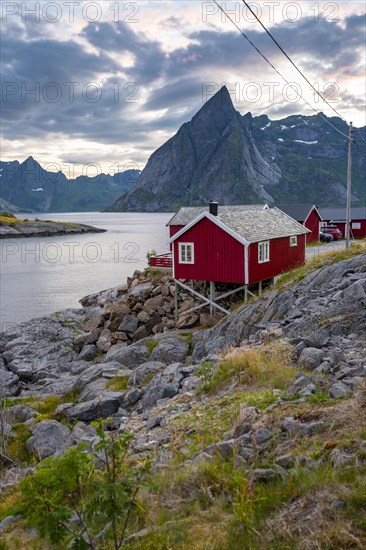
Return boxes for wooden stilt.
[259,281,262,296]
[244,285,248,303]
[174,282,179,322]
[210,281,215,315]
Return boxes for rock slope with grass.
[0,246,365,549]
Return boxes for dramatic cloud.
[0,2,365,174]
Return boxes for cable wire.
[240,0,347,122]
[212,0,350,141]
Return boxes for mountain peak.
[23,155,39,167]
[204,85,234,109]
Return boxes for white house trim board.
[168,212,250,246]
[303,205,323,224]
[244,243,249,285]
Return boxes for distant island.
[0,212,106,239]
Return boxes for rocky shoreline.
[0,220,106,239]
[0,252,365,547]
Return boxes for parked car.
[319,230,333,243]
[321,226,342,240]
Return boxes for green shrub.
[17,421,150,549]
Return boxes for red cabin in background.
[167,203,309,286]
[319,206,366,239]
[275,204,322,243]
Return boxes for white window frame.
[290,235,298,247]
[258,241,270,263]
[352,222,361,230]
[178,242,194,264]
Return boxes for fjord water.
[0,212,172,328]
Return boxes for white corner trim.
[244,243,249,285]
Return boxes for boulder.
[151,338,189,364]
[66,392,125,421]
[128,361,166,386]
[146,416,162,430]
[298,347,325,370]
[142,295,164,312]
[6,405,38,422]
[26,420,71,460]
[0,365,20,397]
[74,364,104,392]
[141,384,178,410]
[176,312,199,329]
[343,281,366,301]
[74,328,103,350]
[84,314,105,333]
[118,315,139,335]
[130,283,153,300]
[248,468,280,484]
[137,311,150,323]
[78,344,97,361]
[329,382,349,399]
[106,343,149,368]
[96,329,113,352]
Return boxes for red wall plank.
[304,209,321,242]
[248,234,306,284]
[173,217,245,283]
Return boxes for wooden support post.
[244,285,248,303]
[210,281,215,315]
[259,281,262,296]
[174,281,179,322]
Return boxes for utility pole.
[345,122,353,249]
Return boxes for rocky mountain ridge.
[1,250,365,548]
[0,156,140,212]
[108,86,366,212]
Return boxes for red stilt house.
[168,203,309,286]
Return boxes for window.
[290,235,298,247]
[258,241,270,263]
[179,243,194,264]
[352,222,361,230]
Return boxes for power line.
[240,0,347,122]
[212,0,350,141]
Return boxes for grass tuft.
[105,375,129,392]
[204,342,294,394]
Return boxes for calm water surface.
[0,212,172,327]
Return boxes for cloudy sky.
[1,0,365,176]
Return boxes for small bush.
[17,422,150,549]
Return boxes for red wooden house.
[168,203,309,288]
[319,206,366,239]
[275,204,322,243]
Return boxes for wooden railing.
[149,253,173,268]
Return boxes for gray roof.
[275,204,318,222]
[318,206,366,221]
[169,204,309,243]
